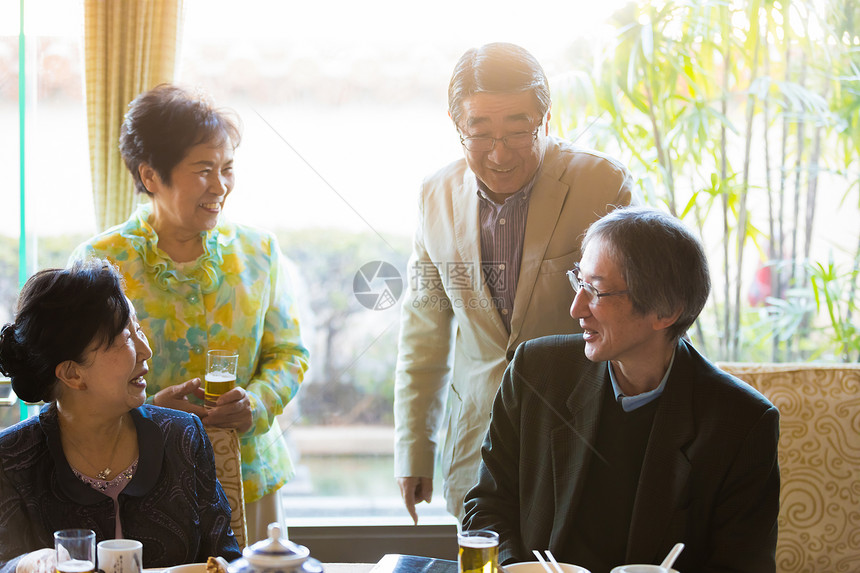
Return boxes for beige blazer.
[394,137,635,518]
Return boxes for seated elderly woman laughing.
[0,259,241,573]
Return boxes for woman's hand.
[15,548,55,573]
[203,386,253,433]
[152,378,208,419]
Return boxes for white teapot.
[228,523,321,573]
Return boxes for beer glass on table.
[205,349,239,408]
[54,529,95,573]
[458,529,499,573]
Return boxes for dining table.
[144,564,375,573]
[147,552,455,573]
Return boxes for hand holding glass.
[54,529,95,573]
[205,350,238,408]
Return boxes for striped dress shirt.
[477,176,538,332]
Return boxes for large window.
[3,0,858,532]
[1,0,632,527]
[1,0,90,427]
[177,0,640,526]
[1,0,91,322]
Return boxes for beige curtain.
[84,0,185,231]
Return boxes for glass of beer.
[205,349,239,408]
[54,529,95,573]
[458,529,499,573]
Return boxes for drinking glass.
[205,349,239,408]
[458,529,499,573]
[54,529,95,573]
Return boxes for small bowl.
[506,562,591,573]
[164,565,206,573]
[610,566,679,573]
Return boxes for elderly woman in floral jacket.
[71,84,309,543]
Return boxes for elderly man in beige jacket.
[394,42,635,523]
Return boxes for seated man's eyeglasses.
[567,263,630,301]
[459,122,542,152]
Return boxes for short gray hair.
[448,43,551,128]
[582,206,711,342]
[120,84,241,196]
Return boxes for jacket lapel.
[452,168,511,342]
[626,341,696,563]
[549,360,607,548]
[510,142,569,343]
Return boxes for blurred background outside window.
[2,0,858,526]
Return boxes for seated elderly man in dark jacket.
[463,206,779,573]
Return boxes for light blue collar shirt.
[608,346,677,412]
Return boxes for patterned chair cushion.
[205,426,247,548]
[718,363,860,573]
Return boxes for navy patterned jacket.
[0,404,241,573]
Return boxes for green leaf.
[641,18,654,64]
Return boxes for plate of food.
[164,564,206,573]
[164,557,232,573]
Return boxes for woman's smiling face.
[147,139,235,237]
[75,302,152,412]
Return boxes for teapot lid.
[242,523,310,570]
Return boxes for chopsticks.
[545,551,563,573]
[532,550,564,573]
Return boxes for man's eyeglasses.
[567,263,630,301]
[459,123,542,152]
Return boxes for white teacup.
[97,539,142,573]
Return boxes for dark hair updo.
[0,259,131,403]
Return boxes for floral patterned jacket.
[71,203,310,502]
[0,404,242,573]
